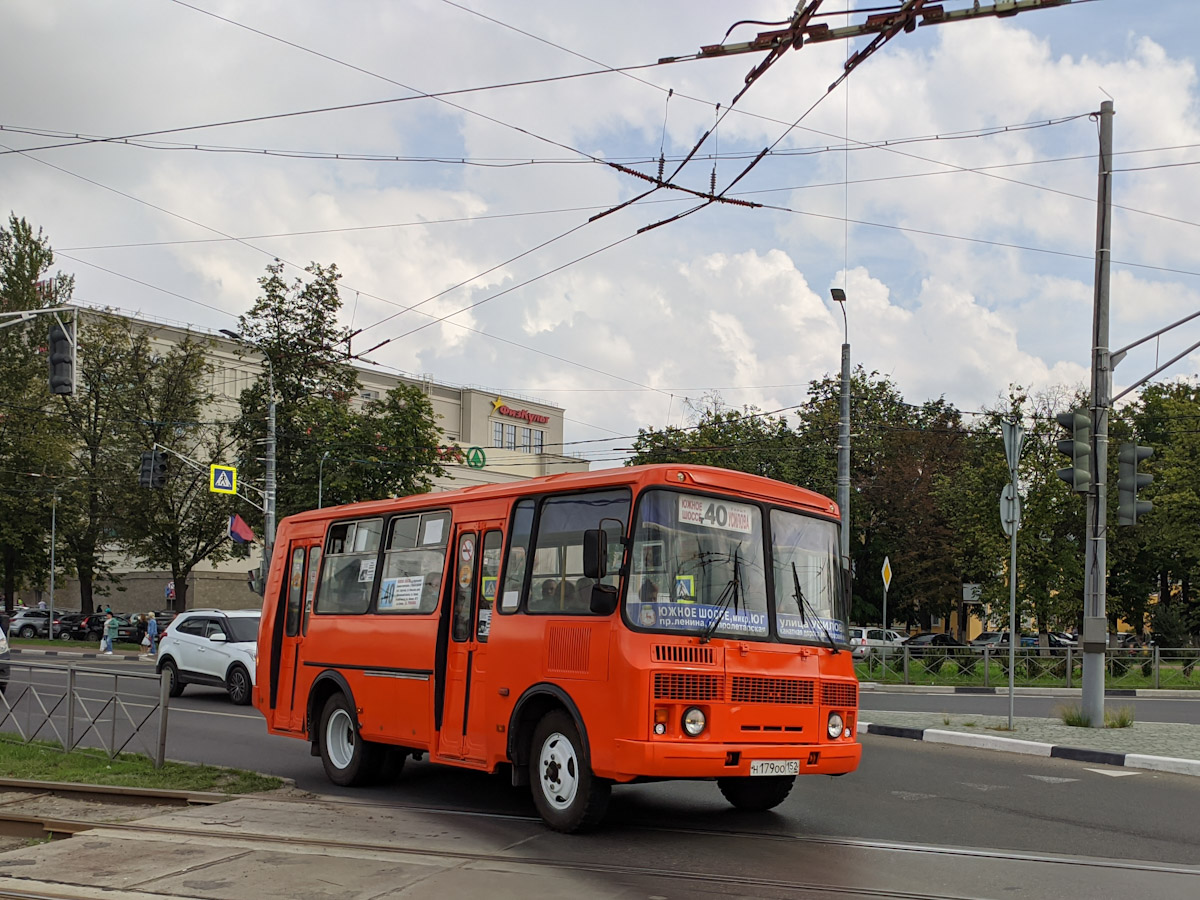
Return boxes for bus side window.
[315,518,383,614]
[499,499,534,613]
[477,531,502,641]
[285,548,305,636]
[378,510,450,614]
[527,489,630,615]
[302,546,321,635]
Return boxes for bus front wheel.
[529,710,610,833]
[319,693,383,786]
[717,775,795,811]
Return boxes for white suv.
[156,609,260,705]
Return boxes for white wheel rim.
[326,707,356,771]
[538,731,579,811]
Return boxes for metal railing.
[854,646,1199,689]
[0,660,169,767]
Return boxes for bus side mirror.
[583,529,607,579]
[589,583,618,616]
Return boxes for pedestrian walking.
[145,612,158,657]
[103,611,118,654]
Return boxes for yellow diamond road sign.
[210,464,237,494]
[881,556,892,590]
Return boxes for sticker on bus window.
[422,518,444,545]
[481,576,497,601]
[678,496,754,534]
[502,590,519,611]
[358,559,377,582]
[460,537,474,562]
[379,576,423,611]
[674,575,695,602]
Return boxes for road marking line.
[1026,775,1079,784]
[1084,767,1139,777]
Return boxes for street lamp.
[831,288,851,606]
[219,329,276,570]
[318,450,331,509]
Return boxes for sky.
[3,0,1198,469]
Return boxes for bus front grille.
[731,676,815,706]
[821,681,858,707]
[654,672,724,701]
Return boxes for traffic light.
[139,449,168,489]
[150,449,168,489]
[139,451,154,488]
[1118,443,1153,526]
[47,322,74,395]
[1055,409,1092,493]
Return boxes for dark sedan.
[903,632,968,648]
[69,613,139,644]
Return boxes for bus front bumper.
[603,738,862,781]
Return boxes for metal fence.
[854,646,1200,689]
[0,660,169,767]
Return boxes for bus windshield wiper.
[792,561,839,654]
[701,547,741,644]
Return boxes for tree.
[235,261,447,522]
[0,215,73,613]
[118,333,242,612]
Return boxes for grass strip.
[0,733,281,794]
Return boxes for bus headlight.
[682,707,706,737]
[827,712,844,739]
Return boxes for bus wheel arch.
[306,670,353,745]
[507,684,590,788]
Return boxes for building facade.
[25,311,587,614]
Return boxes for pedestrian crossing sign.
[210,464,237,494]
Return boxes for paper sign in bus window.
[358,558,377,582]
[422,518,444,545]
[379,576,423,611]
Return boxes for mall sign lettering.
[493,397,549,424]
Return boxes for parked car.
[970,631,1005,648]
[156,609,260,705]
[904,632,969,648]
[68,613,139,644]
[849,626,905,658]
[54,612,85,640]
[8,608,56,639]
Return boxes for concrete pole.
[1082,99,1114,728]
[49,492,56,637]
[832,289,851,599]
[265,359,277,573]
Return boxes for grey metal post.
[1066,647,1073,689]
[1153,645,1160,690]
[318,450,330,509]
[983,646,990,688]
[902,646,910,684]
[156,671,170,769]
[49,492,56,639]
[1082,100,1115,728]
[832,289,851,597]
[66,666,75,752]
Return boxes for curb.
[858,682,1200,699]
[857,720,1200,777]
[9,648,144,661]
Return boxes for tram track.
[0,783,1195,891]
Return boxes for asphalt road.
[5,659,1199,872]
[862,689,1200,724]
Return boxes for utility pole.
[832,289,851,581]
[1082,100,1114,728]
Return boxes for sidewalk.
[858,708,1200,777]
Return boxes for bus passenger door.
[272,541,321,733]
[439,524,502,761]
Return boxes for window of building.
[533,430,544,453]
[493,421,503,448]
[527,489,630,614]
[316,518,383,614]
[505,423,517,449]
[520,427,532,452]
[378,511,450,614]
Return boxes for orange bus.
[254,464,860,832]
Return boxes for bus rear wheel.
[319,693,383,786]
[529,710,610,833]
[717,775,795,811]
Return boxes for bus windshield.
[770,509,847,643]
[624,490,770,638]
[623,489,846,643]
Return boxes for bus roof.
[281,463,839,528]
